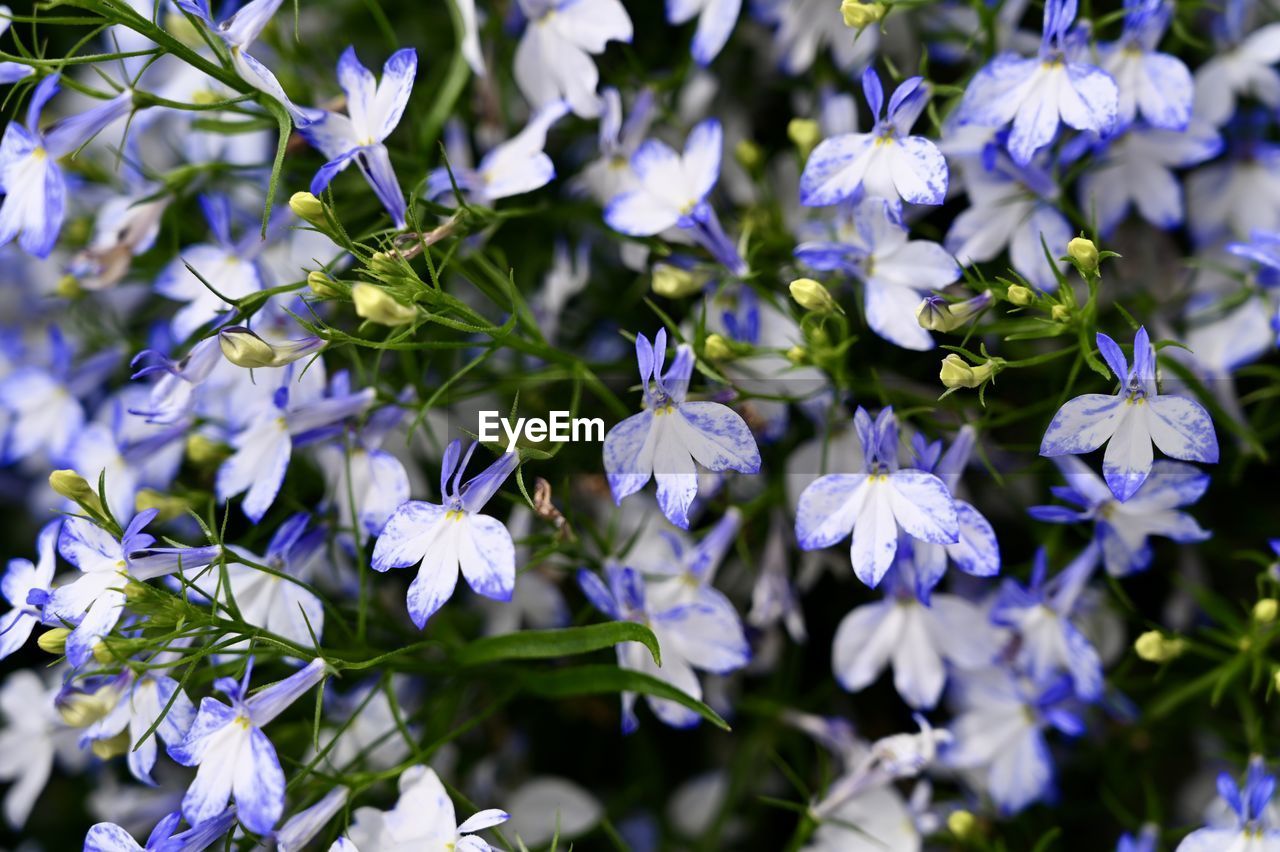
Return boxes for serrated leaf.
[454,623,661,668]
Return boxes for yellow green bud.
[1051,304,1071,322]
[49,470,106,518]
[734,139,764,171]
[351,283,418,326]
[947,810,977,839]
[91,731,132,760]
[939,354,998,389]
[289,192,327,228]
[56,275,83,299]
[308,270,344,298]
[37,628,70,655]
[186,434,230,466]
[789,277,839,313]
[787,118,822,159]
[841,0,887,28]
[1006,284,1034,306]
[1134,630,1185,663]
[218,326,279,369]
[651,263,706,299]
[786,345,807,364]
[1255,598,1278,624]
[704,334,734,360]
[1068,236,1099,275]
[135,489,188,523]
[57,690,116,728]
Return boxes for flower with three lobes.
[168,658,330,835]
[0,521,57,661]
[799,68,948,207]
[0,74,135,258]
[1040,326,1217,501]
[795,407,960,588]
[298,46,417,230]
[602,328,761,530]
[1099,0,1193,131]
[1175,758,1280,851]
[373,441,519,628]
[956,0,1119,165]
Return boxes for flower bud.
[56,274,83,299]
[1067,237,1099,275]
[37,628,70,655]
[789,277,839,313]
[289,192,327,228]
[186,434,229,466]
[352,283,418,326]
[916,291,992,332]
[1134,630,1185,663]
[135,489,188,523]
[1051,304,1071,322]
[57,689,116,728]
[92,639,118,665]
[651,263,706,299]
[368,251,404,279]
[91,731,131,760]
[1006,284,1034,306]
[734,139,764,171]
[704,334,733,360]
[219,326,325,369]
[947,810,977,839]
[1255,598,1278,624]
[841,0,887,28]
[786,345,807,364]
[787,118,822,159]
[308,270,344,298]
[939,354,999,389]
[49,469,106,518]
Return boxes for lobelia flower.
[84,807,237,852]
[216,380,375,522]
[1117,825,1158,852]
[313,679,415,772]
[799,69,947,208]
[831,543,998,709]
[46,511,222,668]
[944,668,1086,814]
[0,74,135,258]
[174,0,301,116]
[955,0,1118,166]
[747,513,807,644]
[1074,120,1222,236]
[168,658,330,834]
[314,403,411,546]
[1040,326,1218,501]
[667,0,742,66]
[334,765,509,851]
[795,197,960,350]
[1186,136,1280,247]
[513,0,633,118]
[989,546,1105,700]
[578,560,749,731]
[602,328,760,530]
[1030,455,1210,576]
[605,119,748,276]
[795,407,959,588]
[1192,0,1280,127]
[1099,0,1193,130]
[906,427,1001,599]
[0,9,33,86]
[453,0,485,76]
[81,669,196,786]
[426,100,569,206]
[755,0,877,75]
[372,440,519,628]
[571,87,656,204]
[275,785,350,852]
[129,337,224,426]
[0,669,82,829]
[0,520,57,660]
[298,47,416,230]
[1176,758,1280,851]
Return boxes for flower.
[0,669,79,829]
[335,765,508,850]
[795,407,959,587]
[602,328,760,529]
[1176,758,1280,850]
[1030,456,1211,576]
[218,326,324,369]
[1099,0,1193,130]
[298,47,417,229]
[0,521,58,660]
[81,670,196,785]
[800,69,948,207]
[667,0,742,66]
[314,405,411,545]
[605,119,748,275]
[83,807,237,851]
[1192,0,1280,127]
[372,440,519,627]
[513,0,633,117]
[1040,326,1218,500]
[578,560,749,731]
[955,0,1119,165]
[0,75,134,257]
[426,101,569,206]
[168,658,330,834]
[174,0,300,115]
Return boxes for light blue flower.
[1030,455,1210,576]
[605,119,748,276]
[298,47,417,230]
[578,558,749,732]
[1176,757,1280,851]
[572,87,656,204]
[216,380,375,522]
[796,198,960,350]
[1040,326,1218,500]
[1192,0,1280,127]
[83,807,237,852]
[667,0,742,66]
[333,764,508,850]
[81,670,196,786]
[754,0,877,75]
[168,658,330,834]
[513,0,633,117]
[1116,824,1158,852]
[800,69,948,208]
[1099,0,1193,130]
[0,74,134,257]
[956,0,1119,165]
[989,545,1104,700]
[602,328,760,530]
[372,440,519,628]
[315,403,411,546]
[174,0,300,116]
[795,407,959,588]
[0,521,58,660]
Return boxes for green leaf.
[518,664,731,731]
[454,623,662,668]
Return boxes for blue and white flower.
[174,0,300,115]
[1099,0,1193,130]
[1176,758,1280,851]
[513,0,633,118]
[84,807,236,852]
[427,101,569,206]
[1192,0,1280,127]
[0,521,57,660]
[81,670,196,786]
[667,0,741,66]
